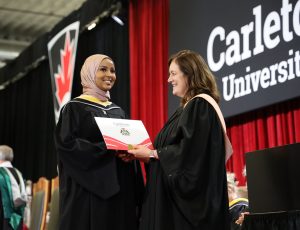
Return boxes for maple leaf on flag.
[54,32,74,105]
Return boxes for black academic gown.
[139,98,230,230]
[55,98,144,230]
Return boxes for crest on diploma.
[120,128,130,136]
[47,21,80,123]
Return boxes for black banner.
[170,0,300,118]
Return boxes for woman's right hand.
[127,145,153,162]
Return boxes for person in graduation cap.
[55,54,144,230]
[128,50,231,230]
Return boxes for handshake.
[116,145,158,162]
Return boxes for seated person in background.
[227,172,249,230]
[0,145,27,230]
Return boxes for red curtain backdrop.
[129,0,169,140]
[129,0,169,180]
[226,97,300,186]
[129,0,300,187]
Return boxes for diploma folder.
[94,117,153,150]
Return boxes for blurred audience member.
[227,172,249,230]
[0,145,27,230]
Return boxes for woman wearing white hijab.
[55,54,144,230]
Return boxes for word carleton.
[207,0,300,101]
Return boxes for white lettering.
[220,49,300,101]
[264,12,281,49]
[244,67,252,95]
[207,0,300,71]
[288,49,295,80]
[281,0,293,42]
[222,74,235,101]
[234,76,246,98]
[250,70,261,92]
[269,63,278,86]
[225,30,241,66]
[207,26,225,72]
[244,73,252,95]
[253,5,264,55]
[278,61,288,83]
[260,67,270,88]
[241,22,254,60]
[295,50,300,77]
[293,0,300,36]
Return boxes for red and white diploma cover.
[94,117,153,150]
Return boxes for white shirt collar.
[0,161,13,168]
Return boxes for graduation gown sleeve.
[158,98,228,226]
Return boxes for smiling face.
[95,58,116,91]
[168,60,188,98]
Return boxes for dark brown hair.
[168,50,220,106]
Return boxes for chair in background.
[46,187,59,230]
[30,177,50,230]
[50,176,59,195]
[46,176,59,230]
[30,191,45,230]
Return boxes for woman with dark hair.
[55,54,144,230]
[128,50,231,230]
